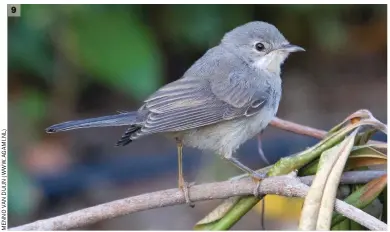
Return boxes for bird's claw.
[253,180,263,198]
[251,171,267,181]
[250,171,267,198]
[180,181,195,208]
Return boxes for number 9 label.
[8,4,21,17]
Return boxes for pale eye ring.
[255,42,265,51]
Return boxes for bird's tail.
[46,112,139,133]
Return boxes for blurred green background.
[8,4,387,230]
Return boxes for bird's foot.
[250,171,267,181]
[250,171,267,198]
[179,181,195,208]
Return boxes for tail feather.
[115,126,141,146]
[46,112,139,133]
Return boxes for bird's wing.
[137,72,273,135]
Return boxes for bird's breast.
[180,102,278,155]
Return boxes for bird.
[46,21,304,205]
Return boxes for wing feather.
[133,71,274,138]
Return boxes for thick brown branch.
[11,171,386,231]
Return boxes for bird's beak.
[278,44,305,53]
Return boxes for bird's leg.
[176,138,194,207]
[223,152,267,180]
[224,154,267,198]
[257,130,270,165]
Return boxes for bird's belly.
[180,107,275,155]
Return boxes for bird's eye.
[255,42,265,52]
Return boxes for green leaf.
[194,196,240,230]
[379,186,387,223]
[331,174,387,226]
[356,129,377,145]
[300,143,387,175]
[210,197,260,230]
[299,158,319,176]
[195,166,272,229]
[331,218,351,230]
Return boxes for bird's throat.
[252,51,288,75]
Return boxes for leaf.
[269,116,378,177]
[332,185,363,230]
[203,127,347,230]
[349,219,363,230]
[195,165,272,229]
[345,145,387,170]
[331,174,387,226]
[317,136,360,230]
[379,186,387,223]
[356,128,378,145]
[299,159,319,176]
[363,198,383,222]
[351,144,387,157]
[300,143,387,175]
[194,197,240,229]
[299,129,357,230]
[353,143,387,155]
[346,157,387,170]
[331,218,351,230]
[327,109,373,136]
[332,198,382,230]
[208,197,260,230]
[64,6,162,100]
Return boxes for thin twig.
[270,117,385,144]
[11,171,386,231]
[299,170,386,186]
[271,117,327,139]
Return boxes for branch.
[271,117,327,139]
[299,170,386,186]
[270,117,385,144]
[11,171,386,231]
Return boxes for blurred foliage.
[8,152,38,217]
[8,4,387,109]
[18,90,46,124]
[9,5,163,100]
[161,5,253,49]
[64,6,163,99]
